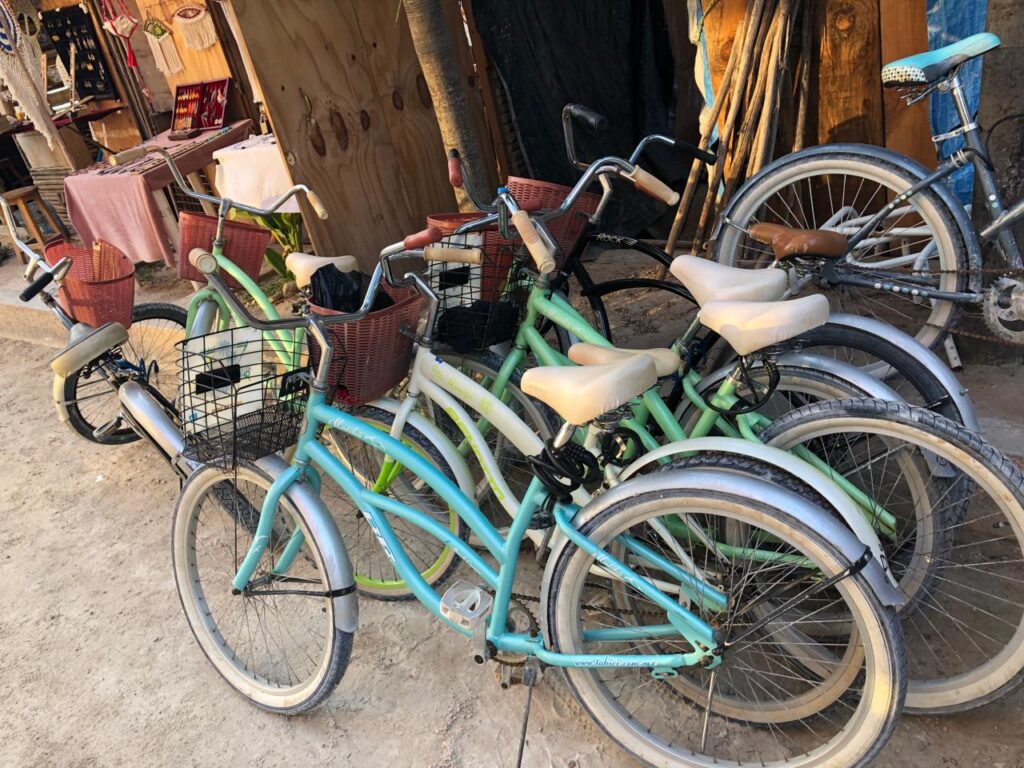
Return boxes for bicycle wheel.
[545,482,906,767]
[172,462,352,713]
[321,404,466,601]
[713,151,968,351]
[565,244,698,350]
[760,399,1024,713]
[62,302,187,444]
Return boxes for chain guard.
[982,277,1024,344]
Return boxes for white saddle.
[286,252,359,289]
[698,295,829,356]
[670,255,787,306]
[521,356,657,426]
[567,342,680,377]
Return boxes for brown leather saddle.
[748,223,848,261]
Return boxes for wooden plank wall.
[697,0,932,158]
[229,0,458,269]
[135,0,232,90]
[879,0,934,167]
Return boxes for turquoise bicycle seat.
[881,32,1000,87]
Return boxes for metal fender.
[827,312,979,432]
[52,374,70,424]
[615,436,893,582]
[368,397,475,498]
[713,142,983,290]
[256,454,359,633]
[540,469,906,630]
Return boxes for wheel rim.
[719,159,963,351]
[554,496,895,767]
[766,412,1024,710]
[173,467,336,707]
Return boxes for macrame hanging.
[0,0,69,159]
[100,0,139,67]
[143,17,182,75]
[172,4,217,51]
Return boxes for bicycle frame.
[230,345,727,671]
[484,276,900,539]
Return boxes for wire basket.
[505,177,601,266]
[421,215,528,353]
[178,327,311,469]
[307,283,422,406]
[177,212,272,288]
[44,240,135,328]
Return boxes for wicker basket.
[505,177,600,266]
[44,241,134,328]
[177,212,272,289]
[307,284,422,406]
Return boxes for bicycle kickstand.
[514,658,542,768]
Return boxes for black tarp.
[472,0,689,235]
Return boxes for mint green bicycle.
[372,177,1024,717]
[170,233,907,767]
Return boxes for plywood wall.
[229,0,458,269]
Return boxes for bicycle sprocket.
[982,276,1024,343]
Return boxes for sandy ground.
[2,251,1024,766]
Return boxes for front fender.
[256,454,358,633]
[616,437,893,582]
[52,374,69,423]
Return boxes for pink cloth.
[64,120,252,265]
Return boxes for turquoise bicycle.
[168,235,908,767]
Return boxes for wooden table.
[63,120,252,265]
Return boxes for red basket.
[178,212,272,289]
[45,241,135,328]
[308,284,423,406]
[505,177,600,266]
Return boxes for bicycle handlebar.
[19,269,54,302]
[108,145,329,221]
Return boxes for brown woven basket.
[505,176,600,266]
[44,241,135,328]
[178,212,271,289]
[307,284,422,406]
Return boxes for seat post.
[946,74,977,136]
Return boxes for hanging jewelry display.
[172,4,217,51]
[143,17,182,75]
[40,6,114,100]
[100,0,139,67]
[0,0,67,154]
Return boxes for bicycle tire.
[545,481,906,767]
[759,398,1024,713]
[62,302,187,445]
[712,151,969,352]
[173,462,353,713]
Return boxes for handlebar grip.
[403,226,443,250]
[19,269,54,302]
[447,148,464,189]
[625,166,680,206]
[189,248,218,276]
[510,210,556,275]
[676,139,717,166]
[423,245,483,265]
[566,103,609,132]
[306,190,329,220]
[109,146,148,166]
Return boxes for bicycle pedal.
[440,580,493,627]
[441,580,494,664]
[92,415,124,439]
